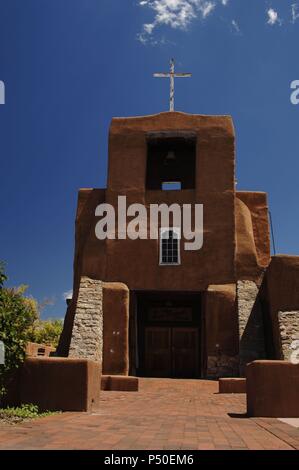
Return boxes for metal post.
[170,59,174,112]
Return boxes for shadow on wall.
[239,295,267,376]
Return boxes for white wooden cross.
[153,59,191,112]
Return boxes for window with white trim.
[159,228,181,265]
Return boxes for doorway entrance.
[133,291,202,378]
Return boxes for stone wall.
[237,280,266,375]
[259,256,299,359]
[278,311,299,360]
[207,354,239,379]
[69,277,103,362]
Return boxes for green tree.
[0,262,7,286]
[29,318,63,348]
[0,263,38,397]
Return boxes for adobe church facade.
[57,111,299,378]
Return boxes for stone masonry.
[207,354,239,379]
[237,280,266,375]
[69,277,103,362]
[278,311,299,360]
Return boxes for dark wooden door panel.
[145,327,171,377]
[144,327,199,378]
[172,328,199,378]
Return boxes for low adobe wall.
[4,357,101,412]
[246,360,299,417]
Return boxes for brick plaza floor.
[1,378,299,450]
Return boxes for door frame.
[131,290,203,378]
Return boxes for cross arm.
[153,73,170,78]
[174,73,192,77]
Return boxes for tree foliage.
[0,263,63,398]
[29,318,63,348]
[0,263,38,396]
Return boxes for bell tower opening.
[145,133,196,190]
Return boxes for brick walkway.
[1,378,299,450]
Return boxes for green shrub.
[0,263,38,398]
[29,318,63,348]
[0,403,57,422]
[0,263,64,402]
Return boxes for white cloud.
[267,8,281,26]
[201,2,215,18]
[137,0,223,43]
[291,3,299,23]
[63,290,73,301]
[231,19,241,34]
[137,1,294,44]
[144,23,156,34]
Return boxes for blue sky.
[0,0,299,318]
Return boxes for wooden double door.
[144,326,199,378]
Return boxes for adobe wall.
[204,284,239,378]
[67,112,236,292]
[104,112,236,290]
[58,277,129,375]
[59,114,271,306]
[70,117,270,292]
[234,192,270,375]
[56,189,106,357]
[246,360,299,417]
[26,342,55,357]
[74,188,107,282]
[107,112,235,193]
[235,192,270,281]
[260,255,299,358]
[4,358,101,412]
[103,282,129,375]
[57,112,273,379]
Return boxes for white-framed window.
[159,227,181,265]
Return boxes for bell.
[165,150,176,161]
[164,150,176,165]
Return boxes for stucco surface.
[103,282,129,375]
